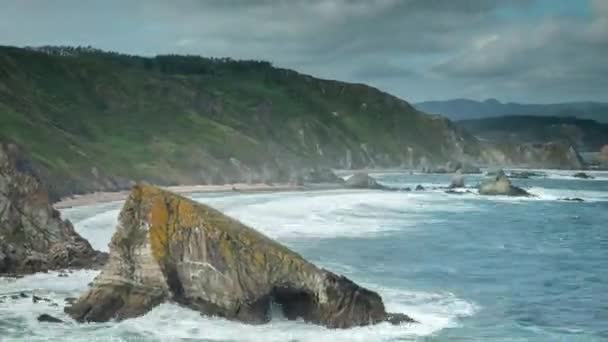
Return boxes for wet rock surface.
[0,142,107,275]
[65,184,414,328]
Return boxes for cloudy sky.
[1,0,606,103]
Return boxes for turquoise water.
[1,170,607,341]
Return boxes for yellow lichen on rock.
[148,197,171,261]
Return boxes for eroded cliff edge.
[0,142,106,275]
[65,184,414,328]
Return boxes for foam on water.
[193,190,479,240]
[3,173,605,341]
[0,270,476,342]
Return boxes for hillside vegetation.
[0,46,481,198]
[459,115,608,152]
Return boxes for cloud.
[0,0,605,103]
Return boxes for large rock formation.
[478,170,531,197]
[65,184,414,328]
[0,142,106,275]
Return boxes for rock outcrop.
[65,184,414,328]
[478,170,531,197]
[448,173,465,189]
[344,173,385,190]
[0,142,106,275]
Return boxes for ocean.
[1,170,607,341]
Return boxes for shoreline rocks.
[0,142,107,275]
[65,184,415,328]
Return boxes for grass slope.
[0,46,481,198]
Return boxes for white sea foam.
[0,270,476,342]
[193,190,478,240]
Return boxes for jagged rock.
[573,172,594,179]
[478,170,531,197]
[344,173,385,189]
[37,314,63,323]
[448,173,465,189]
[0,142,107,275]
[65,185,414,328]
[415,185,425,191]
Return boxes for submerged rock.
[0,142,107,275]
[344,173,385,190]
[37,314,63,323]
[573,172,594,179]
[415,185,425,191]
[478,170,531,197]
[561,197,585,202]
[65,185,414,328]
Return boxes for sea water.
[1,170,607,341]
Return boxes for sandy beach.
[53,183,302,209]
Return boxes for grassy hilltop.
[0,46,481,198]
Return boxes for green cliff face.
[0,46,482,198]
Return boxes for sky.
[0,0,606,103]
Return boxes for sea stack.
[0,142,106,275]
[478,170,530,197]
[65,184,414,328]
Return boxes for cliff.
[0,141,106,275]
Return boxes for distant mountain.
[459,115,608,152]
[415,98,608,123]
